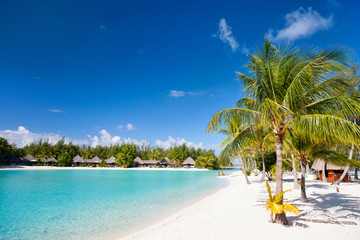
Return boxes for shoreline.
[0,165,209,171]
[119,173,360,240]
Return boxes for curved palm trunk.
[300,160,308,203]
[322,162,327,182]
[333,143,354,185]
[260,150,266,182]
[291,153,299,189]
[274,133,288,225]
[238,153,250,184]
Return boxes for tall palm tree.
[208,39,360,224]
[215,118,252,184]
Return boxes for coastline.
[119,173,360,240]
[0,165,209,171]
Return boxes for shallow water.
[0,170,229,239]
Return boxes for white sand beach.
[121,172,360,240]
[0,165,208,171]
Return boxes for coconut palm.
[208,39,360,224]
[215,117,252,184]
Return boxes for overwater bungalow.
[133,157,144,167]
[42,157,58,166]
[182,157,195,168]
[142,159,159,167]
[311,159,351,182]
[106,156,117,167]
[21,154,38,165]
[160,157,172,168]
[72,155,85,166]
[86,156,102,167]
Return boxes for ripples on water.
[0,170,229,239]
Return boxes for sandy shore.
[120,172,360,240]
[0,165,208,171]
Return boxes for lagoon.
[0,169,228,239]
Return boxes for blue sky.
[1,0,359,151]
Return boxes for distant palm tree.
[208,39,360,224]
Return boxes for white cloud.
[0,127,202,150]
[266,7,333,41]
[87,129,146,147]
[0,126,88,148]
[99,25,107,30]
[169,90,186,98]
[240,43,250,55]
[125,123,136,131]
[117,123,136,131]
[47,109,65,113]
[215,18,239,52]
[155,136,203,149]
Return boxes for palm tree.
[208,39,360,224]
[215,117,252,184]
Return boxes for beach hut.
[160,157,172,168]
[142,159,159,167]
[72,155,85,166]
[311,159,350,182]
[133,157,144,167]
[21,154,38,165]
[86,156,102,167]
[182,157,195,168]
[42,157,58,166]
[106,156,117,167]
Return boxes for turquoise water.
[0,170,229,239]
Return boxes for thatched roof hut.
[73,155,85,163]
[182,157,195,165]
[311,159,350,182]
[21,154,37,162]
[88,156,102,164]
[106,156,116,164]
[42,157,58,163]
[160,157,171,164]
[143,159,159,165]
[134,157,144,165]
[311,159,346,171]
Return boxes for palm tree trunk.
[274,133,288,225]
[355,168,358,180]
[322,162,327,182]
[306,163,310,175]
[333,143,354,185]
[300,160,308,203]
[291,153,299,189]
[238,152,250,184]
[261,150,266,182]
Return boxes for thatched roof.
[143,159,159,165]
[160,157,171,164]
[42,157,58,163]
[106,156,116,164]
[22,154,37,162]
[87,156,102,164]
[311,159,346,171]
[182,157,195,165]
[134,157,144,164]
[73,155,85,163]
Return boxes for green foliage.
[57,152,72,166]
[256,152,277,173]
[0,137,12,162]
[98,159,107,167]
[245,169,252,176]
[195,152,219,169]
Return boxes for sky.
[1,0,360,152]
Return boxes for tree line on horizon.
[0,136,225,169]
[207,38,360,225]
